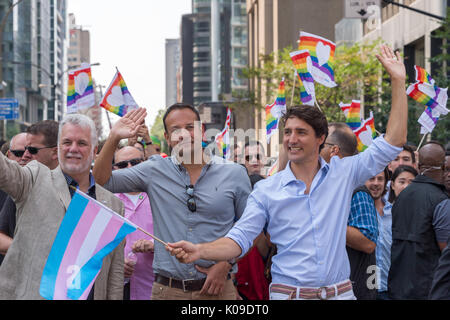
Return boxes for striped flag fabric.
[354,111,376,152]
[265,78,287,144]
[39,190,137,300]
[414,65,434,84]
[289,51,315,106]
[100,70,139,117]
[339,101,351,118]
[298,31,337,88]
[215,107,232,159]
[345,100,362,131]
[67,63,95,113]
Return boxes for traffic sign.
[344,0,380,19]
[0,98,19,120]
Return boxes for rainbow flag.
[418,106,439,134]
[414,65,434,84]
[406,81,448,112]
[339,101,351,118]
[39,190,137,300]
[100,70,139,116]
[67,64,95,113]
[265,79,287,144]
[267,159,278,176]
[345,100,362,131]
[298,31,337,88]
[215,107,231,159]
[289,51,315,106]
[354,112,376,152]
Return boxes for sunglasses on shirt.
[186,184,196,212]
[113,158,144,169]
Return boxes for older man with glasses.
[0,114,125,299]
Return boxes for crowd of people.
[0,45,448,300]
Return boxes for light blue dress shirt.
[226,136,402,287]
[375,201,392,292]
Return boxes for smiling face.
[388,150,414,173]
[283,116,325,165]
[163,108,202,160]
[365,171,387,200]
[58,123,96,177]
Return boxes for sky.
[67,0,191,136]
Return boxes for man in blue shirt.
[167,45,407,300]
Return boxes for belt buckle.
[317,286,328,300]
[182,278,195,293]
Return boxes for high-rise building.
[67,13,103,139]
[67,13,90,68]
[49,0,68,121]
[0,0,68,131]
[165,38,180,108]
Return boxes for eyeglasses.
[9,149,25,157]
[25,145,56,155]
[186,184,196,212]
[113,158,144,169]
[245,154,263,161]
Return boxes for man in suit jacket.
[0,114,126,300]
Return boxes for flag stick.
[314,98,323,112]
[137,227,168,247]
[290,71,297,107]
[417,133,427,150]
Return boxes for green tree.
[149,108,168,153]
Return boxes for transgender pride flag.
[39,190,137,300]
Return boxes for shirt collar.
[64,171,96,190]
[280,157,329,187]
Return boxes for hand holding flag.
[109,108,147,141]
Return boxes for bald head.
[10,132,28,149]
[8,133,32,166]
[418,142,445,182]
[114,146,143,163]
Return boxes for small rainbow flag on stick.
[67,63,95,114]
[290,50,315,106]
[406,65,448,134]
[265,78,287,144]
[215,107,231,159]
[354,111,376,152]
[414,65,434,84]
[298,31,337,88]
[345,100,362,131]
[100,70,139,117]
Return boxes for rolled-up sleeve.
[226,190,268,258]
[352,135,402,187]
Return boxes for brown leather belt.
[155,274,232,292]
[154,274,203,292]
[270,280,353,300]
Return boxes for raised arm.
[93,108,147,185]
[376,45,407,147]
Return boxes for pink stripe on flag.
[92,212,124,257]
[53,201,100,299]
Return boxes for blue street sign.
[0,98,19,120]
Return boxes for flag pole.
[136,227,168,247]
[417,133,427,150]
[314,98,323,113]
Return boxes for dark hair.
[402,144,416,163]
[281,105,328,152]
[0,140,9,155]
[244,140,265,154]
[328,122,357,157]
[388,165,418,203]
[163,103,201,133]
[27,120,59,147]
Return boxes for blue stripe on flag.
[39,192,89,300]
[67,222,137,300]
